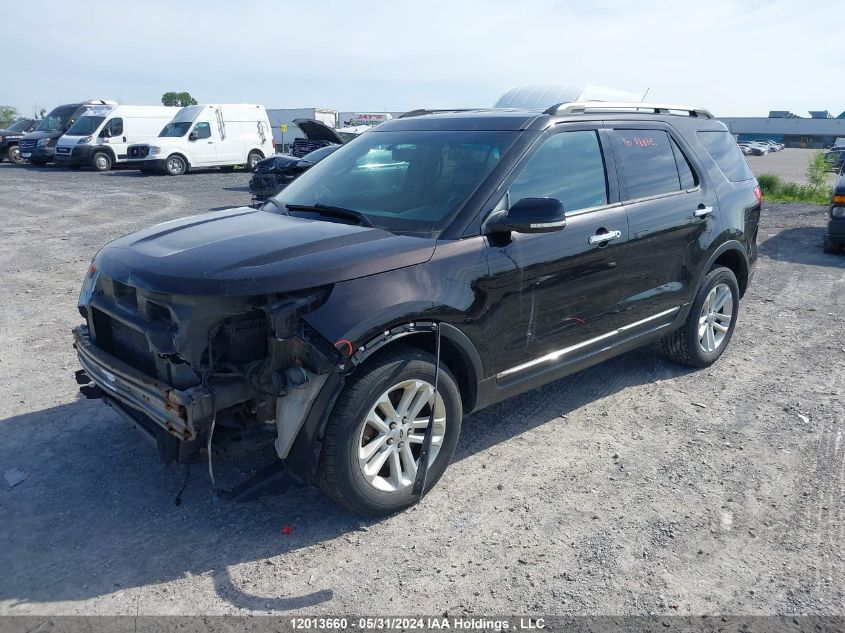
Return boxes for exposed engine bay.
[74,268,347,470]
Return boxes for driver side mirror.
[486,197,566,234]
[100,128,111,138]
[188,131,198,141]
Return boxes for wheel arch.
[701,240,750,297]
[92,146,116,165]
[166,152,190,173]
[348,322,483,415]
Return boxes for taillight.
[753,186,762,205]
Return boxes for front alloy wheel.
[318,345,462,516]
[358,379,447,493]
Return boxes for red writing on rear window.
[620,136,656,148]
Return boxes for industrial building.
[719,110,845,148]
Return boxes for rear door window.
[508,130,608,212]
[697,131,754,182]
[610,130,683,200]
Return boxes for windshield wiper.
[287,203,374,227]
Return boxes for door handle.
[694,206,713,218]
[588,230,622,245]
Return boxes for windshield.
[271,129,518,237]
[159,121,192,137]
[67,116,105,136]
[7,119,33,132]
[36,106,77,132]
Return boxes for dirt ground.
[0,163,843,617]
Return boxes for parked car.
[73,101,760,516]
[825,167,845,254]
[54,104,179,171]
[249,144,341,203]
[823,149,845,172]
[752,140,784,152]
[737,143,753,156]
[0,118,40,164]
[18,100,116,165]
[738,141,769,156]
[288,118,360,157]
[125,104,274,175]
[831,138,845,150]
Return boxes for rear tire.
[662,266,739,368]
[823,237,838,254]
[7,145,24,165]
[164,154,187,176]
[92,151,112,172]
[317,345,462,516]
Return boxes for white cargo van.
[126,104,274,175]
[54,105,179,171]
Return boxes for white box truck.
[54,105,180,171]
[126,104,274,175]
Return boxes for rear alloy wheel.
[7,145,24,165]
[661,266,739,368]
[92,151,112,172]
[318,345,462,516]
[164,154,187,176]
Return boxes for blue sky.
[4,0,844,118]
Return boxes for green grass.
[757,173,831,205]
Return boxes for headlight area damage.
[73,271,347,484]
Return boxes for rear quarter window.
[697,131,754,182]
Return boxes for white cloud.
[4,0,844,117]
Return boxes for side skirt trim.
[496,306,680,380]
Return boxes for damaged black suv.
[73,102,761,516]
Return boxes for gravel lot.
[745,147,838,186]
[0,162,843,617]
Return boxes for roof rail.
[398,108,478,119]
[545,101,714,119]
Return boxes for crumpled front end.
[74,267,345,468]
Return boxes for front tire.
[92,151,112,172]
[164,154,187,176]
[662,266,739,368]
[317,345,462,516]
[7,145,24,165]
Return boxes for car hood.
[293,118,345,144]
[0,128,25,137]
[92,207,436,296]
[20,130,61,141]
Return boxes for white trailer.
[266,108,337,153]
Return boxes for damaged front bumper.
[73,324,251,443]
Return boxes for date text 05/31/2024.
[289,617,547,631]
